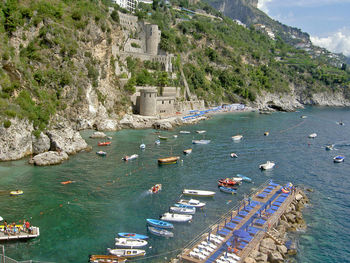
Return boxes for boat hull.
[107,249,146,258]
[160,213,192,222]
[114,238,148,248]
[158,156,180,165]
[146,219,173,229]
[148,226,174,238]
[183,189,216,197]
[177,199,206,208]
[169,206,196,215]
[219,186,237,194]
[118,233,148,240]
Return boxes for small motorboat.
[183,149,192,155]
[174,203,196,210]
[96,151,107,156]
[218,178,239,186]
[148,226,174,238]
[107,248,146,258]
[118,233,149,240]
[98,141,111,146]
[333,155,345,163]
[149,184,162,194]
[122,154,138,161]
[337,121,345,126]
[10,190,23,196]
[259,161,275,170]
[231,177,243,183]
[158,156,180,165]
[173,135,178,138]
[264,131,269,136]
[230,153,238,158]
[192,140,211,144]
[325,144,334,151]
[169,206,196,215]
[217,183,238,189]
[236,174,252,183]
[301,115,307,119]
[308,133,317,138]
[232,135,243,141]
[196,130,206,134]
[160,212,192,223]
[114,238,148,248]
[139,143,146,149]
[146,219,174,229]
[177,199,206,208]
[61,180,74,185]
[179,131,191,134]
[155,140,160,145]
[158,136,168,140]
[89,255,126,263]
[182,189,216,197]
[219,186,237,194]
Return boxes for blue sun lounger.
[254,218,266,226]
[231,216,244,223]
[238,210,248,217]
[269,182,279,187]
[246,226,260,236]
[250,200,260,207]
[266,208,275,215]
[257,193,267,199]
[225,222,237,230]
[244,205,253,212]
[271,205,279,211]
[217,227,231,237]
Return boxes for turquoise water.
[1,107,350,263]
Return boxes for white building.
[112,0,152,11]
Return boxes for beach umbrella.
[0,216,3,221]
[208,231,211,242]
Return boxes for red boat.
[98,141,111,146]
[218,178,239,187]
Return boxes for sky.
[257,0,350,57]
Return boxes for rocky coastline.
[244,189,310,263]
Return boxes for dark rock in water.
[268,251,284,263]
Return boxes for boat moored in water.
[158,156,180,165]
[192,140,211,144]
[149,184,162,194]
[174,203,196,210]
[158,136,168,140]
[139,143,146,149]
[10,190,24,196]
[177,199,206,208]
[182,189,216,197]
[308,133,317,138]
[122,154,138,161]
[160,212,192,223]
[148,226,174,238]
[118,233,148,240]
[146,219,174,229]
[114,238,148,248]
[98,141,111,146]
[183,149,192,155]
[107,248,146,258]
[179,131,191,134]
[89,255,126,263]
[219,186,237,194]
[230,153,238,158]
[169,206,196,215]
[218,178,239,187]
[232,135,243,141]
[96,151,107,156]
[236,174,252,183]
[259,161,275,170]
[155,140,160,145]
[325,144,334,151]
[196,130,206,134]
[333,155,345,163]
[264,131,269,136]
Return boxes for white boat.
[183,189,216,197]
[192,140,211,144]
[183,149,192,155]
[173,135,178,138]
[231,177,243,183]
[325,144,334,151]
[160,212,192,222]
[107,248,146,258]
[308,133,317,138]
[301,115,307,119]
[179,131,191,134]
[155,140,160,145]
[177,199,206,208]
[148,226,174,238]
[230,153,238,158]
[169,206,196,215]
[333,155,345,163]
[140,143,146,149]
[122,154,138,161]
[232,135,243,141]
[196,130,206,134]
[259,161,275,170]
[114,238,148,248]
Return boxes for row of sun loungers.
[189,235,224,261]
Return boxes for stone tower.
[145,24,161,55]
[139,87,157,116]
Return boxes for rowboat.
[182,189,216,197]
[192,140,211,144]
[148,226,174,238]
[160,212,192,223]
[146,219,174,229]
[98,141,111,146]
[230,153,238,158]
[173,135,178,138]
[301,115,307,119]
[196,130,206,134]
[107,248,146,258]
[122,154,138,161]
[158,156,180,165]
[177,199,206,208]
[10,190,23,196]
[155,140,160,145]
[264,131,269,136]
[96,151,107,156]
[174,203,196,210]
[219,186,237,194]
[139,143,146,149]
[158,136,168,140]
[114,238,148,248]
[325,144,334,151]
[118,233,148,240]
[149,184,162,194]
[308,133,317,138]
[218,178,239,186]
[183,149,192,155]
[217,183,238,189]
[236,174,252,183]
[179,131,191,134]
[231,177,243,183]
[232,135,243,141]
[333,155,345,163]
[259,161,275,170]
[89,255,126,263]
[169,206,196,215]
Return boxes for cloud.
[257,0,273,13]
[311,28,350,56]
[258,0,350,9]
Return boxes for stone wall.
[174,100,205,112]
[157,97,175,114]
[118,11,138,31]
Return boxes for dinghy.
[155,140,160,145]
[169,206,196,215]
[139,143,146,149]
[259,161,275,170]
[333,155,345,163]
[308,133,317,138]
[158,156,180,165]
[146,219,174,229]
[177,199,205,208]
[98,141,111,146]
[114,238,148,248]
[179,131,191,134]
[196,130,206,134]
[183,149,192,155]
[236,174,252,182]
[122,154,138,161]
[149,184,162,194]
[230,152,238,158]
[232,135,243,141]
[89,255,126,263]
[118,233,148,240]
[174,203,196,210]
[107,248,146,258]
[192,140,211,144]
[160,212,192,223]
[96,151,107,156]
[183,189,216,197]
[148,226,174,238]
[219,186,237,194]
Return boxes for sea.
[0,106,350,263]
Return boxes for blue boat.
[118,233,149,240]
[174,203,196,210]
[146,219,174,229]
[219,186,237,194]
[236,174,252,183]
[333,155,345,163]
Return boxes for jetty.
[178,180,298,263]
[0,226,40,241]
